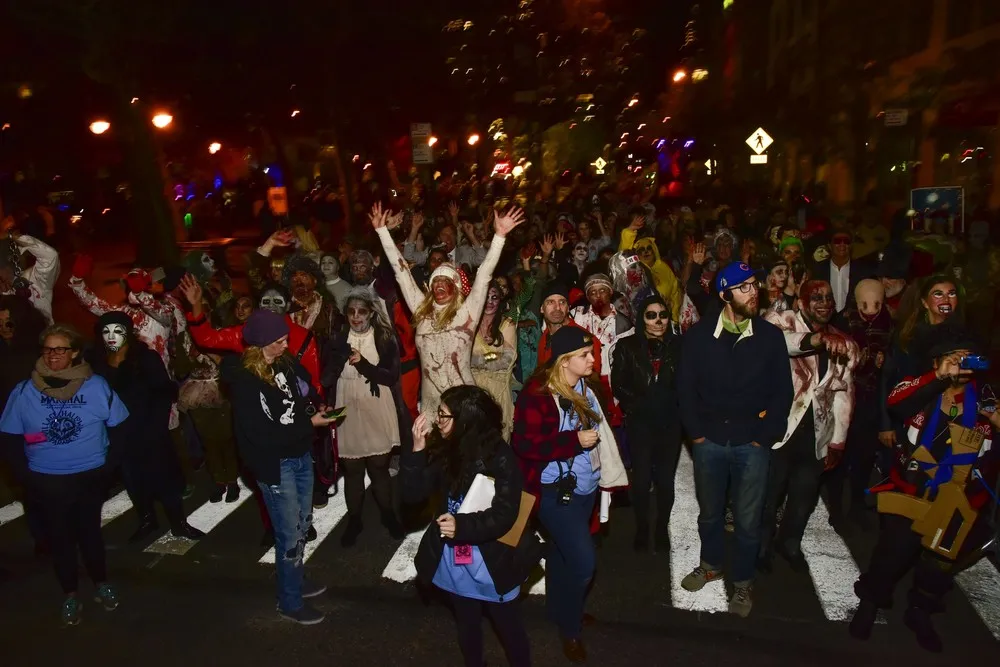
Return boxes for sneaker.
[225,483,240,503]
[729,584,753,618]
[724,506,735,533]
[681,564,724,592]
[302,579,327,599]
[278,603,325,626]
[209,484,225,503]
[849,600,878,641]
[62,596,82,626]
[94,583,119,611]
[904,606,943,653]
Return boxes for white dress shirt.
[831,260,850,312]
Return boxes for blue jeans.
[538,489,597,639]
[692,439,770,584]
[257,453,314,613]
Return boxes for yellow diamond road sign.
[746,128,773,155]
[593,157,607,174]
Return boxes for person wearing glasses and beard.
[612,295,682,552]
[677,262,793,618]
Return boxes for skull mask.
[200,253,216,276]
[102,323,128,352]
[259,288,289,315]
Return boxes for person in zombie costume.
[0,222,60,325]
[826,279,894,530]
[761,260,789,314]
[470,280,518,440]
[319,252,352,311]
[247,230,294,295]
[759,280,858,574]
[630,237,683,322]
[370,203,524,420]
[180,250,233,326]
[850,328,1000,653]
[280,253,343,343]
[88,312,204,543]
[608,252,657,326]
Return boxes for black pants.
[341,453,392,518]
[826,401,880,518]
[627,418,682,537]
[760,414,824,558]
[856,514,954,611]
[30,467,108,594]
[120,440,186,529]
[450,593,531,667]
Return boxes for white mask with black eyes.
[259,290,288,315]
[201,253,216,275]
[102,324,127,352]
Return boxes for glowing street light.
[672,69,688,82]
[290,109,301,118]
[89,120,111,135]
[208,142,222,155]
[428,136,439,147]
[151,112,173,129]
[467,133,480,146]
[627,98,639,108]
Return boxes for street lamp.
[209,142,222,154]
[428,136,439,147]
[89,120,111,135]
[672,69,688,82]
[151,112,173,129]
[467,133,480,146]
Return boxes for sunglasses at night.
[644,311,669,321]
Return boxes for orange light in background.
[151,113,173,129]
[672,69,688,82]
[467,134,480,146]
[428,136,439,147]
[208,142,222,154]
[290,109,301,118]
[628,98,639,108]
[89,120,111,135]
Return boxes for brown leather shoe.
[562,637,587,663]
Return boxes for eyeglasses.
[729,281,759,295]
[644,311,669,321]
[42,346,72,356]
[346,307,370,317]
[436,409,454,422]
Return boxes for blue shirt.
[539,380,602,495]
[432,495,520,603]
[0,376,129,475]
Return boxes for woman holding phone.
[401,384,540,667]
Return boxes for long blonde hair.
[412,289,465,330]
[531,349,600,429]
[242,346,277,386]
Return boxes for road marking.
[669,448,729,613]
[145,480,253,556]
[100,490,134,526]
[801,500,884,623]
[956,558,1000,640]
[259,475,370,564]
[0,501,24,527]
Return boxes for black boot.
[171,522,206,540]
[209,484,225,503]
[129,515,159,543]
[381,510,405,540]
[904,606,943,653]
[306,524,317,542]
[653,525,670,554]
[340,516,363,548]
[848,600,878,640]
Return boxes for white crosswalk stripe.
[145,480,253,556]
[957,559,1000,640]
[100,490,134,526]
[0,501,24,527]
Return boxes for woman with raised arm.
[370,202,524,418]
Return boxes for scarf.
[31,358,93,401]
[721,312,750,334]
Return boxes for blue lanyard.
[918,387,981,494]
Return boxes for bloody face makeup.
[350,252,374,284]
[767,264,789,292]
[924,282,958,324]
[431,277,457,305]
[805,286,835,324]
[484,287,501,315]
[346,299,373,333]
[291,270,317,300]
[102,323,127,352]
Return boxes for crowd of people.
[0,188,999,663]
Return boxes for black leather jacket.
[611,332,681,419]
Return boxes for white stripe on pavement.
[145,480,253,556]
[801,501,884,623]
[668,448,729,613]
[100,490,134,526]
[259,474,370,564]
[0,501,24,527]
[956,558,1000,640]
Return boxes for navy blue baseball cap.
[715,261,756,294]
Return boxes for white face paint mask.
[102,323,127,352]
[201,253,216,275]
[259,290,288,315]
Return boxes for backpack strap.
[296,331,315,362]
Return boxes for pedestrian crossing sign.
[746,128,773,155]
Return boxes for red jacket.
[510,375,587,501]
[186,313,323,396]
